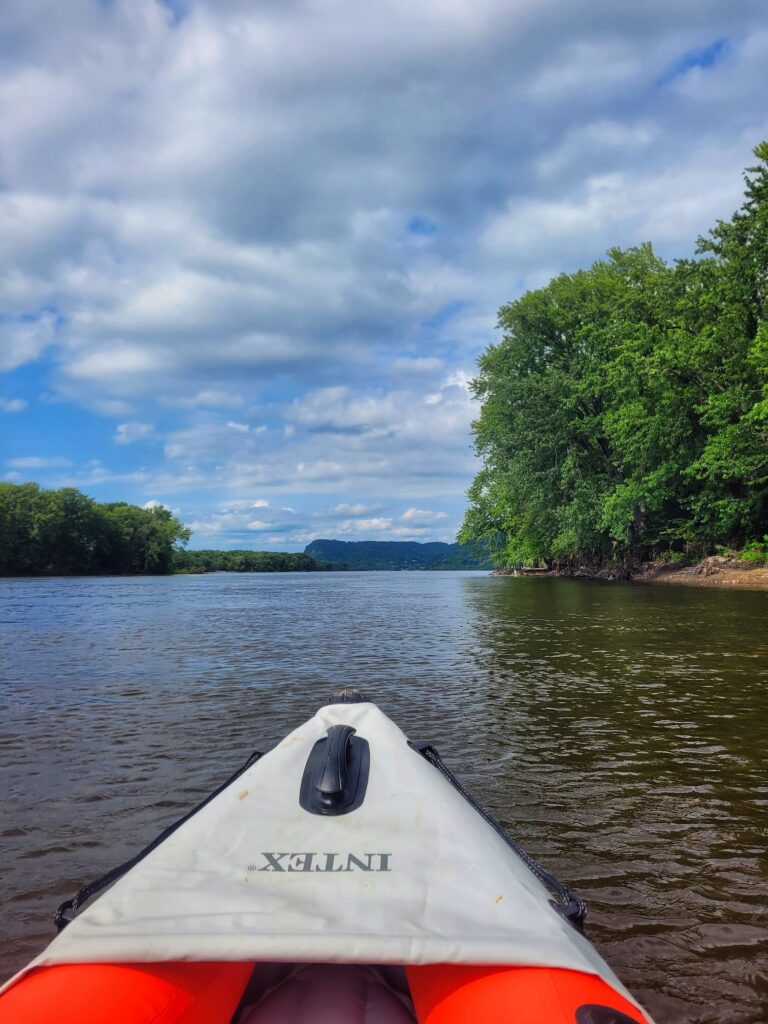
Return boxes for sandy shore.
[494,557,768,591]
[632,558,768,590]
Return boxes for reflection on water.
[1,573,766,1021]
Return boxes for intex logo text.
[248,852,392,873]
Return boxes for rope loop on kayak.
[409,741,587,931]
[54,749,263,932]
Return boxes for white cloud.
[226,420,250,432]
[401,507,448,523]
[115,421,155,444]
[0,397,27,413]
[444,369,472,391]
[528,40,640,100]
[337,517,393,533]
[6,455,72,468]
[5,0,758,411]
[482,145,755,269]
[536,119,656,180]
[392,356,444,375]
[224,498,271,509]
[0,313,57,372]
[288,377,476,447]
[333,502,377,516]
[185,519,223,535]
[67,345,169,385]
[167,390,245,409]
[247,519,271,531]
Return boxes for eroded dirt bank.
[493,557,768,590]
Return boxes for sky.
[2,1,768,551]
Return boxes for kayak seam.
[409,741,587,930]
[53,748,264,931]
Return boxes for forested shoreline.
[0,483,191,575]
[174,549,317,573]
[0,484,316,577]
[0,485,487,576]
[461,144,768,572]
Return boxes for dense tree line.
[173,549,317,572]
[460,144,768,569]
[0,483,191,575]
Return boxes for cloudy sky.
[2,0,767,550]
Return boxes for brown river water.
[1,572,766,1021]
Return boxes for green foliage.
[0,483,190,576]
[173,549,317,573]
[656,550,689,565]
[461,143,768,566]
[741,538,768,565]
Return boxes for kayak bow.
[1,690,653,1024]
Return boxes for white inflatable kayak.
[1,690,654,1023]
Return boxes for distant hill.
[304,539,492,570]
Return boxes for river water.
[1,572,766,1020]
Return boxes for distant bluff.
[303,539,492,570]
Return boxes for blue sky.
[1,0,767,550]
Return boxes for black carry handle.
[54,749,262,931]
[299,724,370,816]
[317,724,355,797]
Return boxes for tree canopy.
[0,483,191,575]
[460,143,768,568]
[173,549,317,573]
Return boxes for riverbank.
[633,557,768,590]
[493,557,768,590]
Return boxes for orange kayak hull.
[1,961,649,1024]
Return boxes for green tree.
[461,143,768,567]
[172,549,318,573]
[0,482,44,574]
[103,503,191,574]
[681,143,768,545]
[0,484,190,576]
